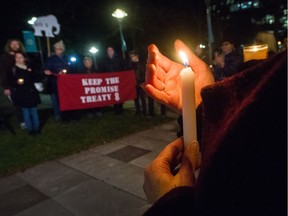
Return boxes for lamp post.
[112,8,128,59]
[205,0,214,64]
[89,46,99,69]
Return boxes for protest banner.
[58,70,136,111]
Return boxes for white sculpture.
[32,15,60,38]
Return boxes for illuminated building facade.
[210,0,287,45]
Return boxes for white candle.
[179,51,197,147]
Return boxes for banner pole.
[46,37,51,57]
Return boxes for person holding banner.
[82,56,96,74]
[81,56,102,118]
[101,46,126,115]
[0,39,26,129]
[141,39,286,215]
[44,40,69,121]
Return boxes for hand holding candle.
[142,39,215,204]
[142,39,214,133]
[179,51,197,147]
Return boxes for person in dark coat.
[141,39,286,216]
[0,39,26,128]
[81,56,102,118]
[213,38,243,81]
[101,46,126,115]
[7,52,41,134]
[128,50,147,115]
[44,40,69,121]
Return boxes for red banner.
[58,70,136,111]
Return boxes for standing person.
[101,46,126,115]
[44,40,69,121]
[255,31,278,56]
[7,52,41,135]
[81,56,102,118]
[194,44,208,64]
[213,38,243,81]
[211,48,223,81]
[128,50,147,116]
[148,98,166,117]
[0,39,26,128]
[82,56,96,74]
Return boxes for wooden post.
[46,37,51,57]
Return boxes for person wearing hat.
[212,38,243,81]
[44,40,69,121]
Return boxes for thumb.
[179,141,200,174]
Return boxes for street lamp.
[205,0,214,64]
[89,46,99,69]
[112,8,128,59]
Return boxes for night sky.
[1,0,285,61]
[0,0,208,59]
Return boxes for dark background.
[0,0,286,63]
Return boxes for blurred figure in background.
[0,39,26,129]
[194,44,208,64]
[255,31,277,56]
[7,52,41,135]
[128,50,147,116]
[81,56,102,118]
[211,48,223,81]
[82,56,95,74]
[213,38,243,81]
[101,46,126,115]
[44,40,69,121]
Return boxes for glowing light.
[70,57,77,62]
[89,47,99,54]
[112,9,128,19]
[179,51,189,67]
[28,17,37,25]
[199,44,206,49]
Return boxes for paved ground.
[0,118,180,216]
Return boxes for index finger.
[148,44,176,73]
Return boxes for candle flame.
[17,78,24,85]
[179,51,189,67]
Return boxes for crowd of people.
[0,38,163,135]
[210,31,284,82]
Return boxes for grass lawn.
[0,95,177,177]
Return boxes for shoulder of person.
[0,53,14,65]
[45,55,55,62]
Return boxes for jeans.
[22,107,40,131]
[50,93,61,120]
